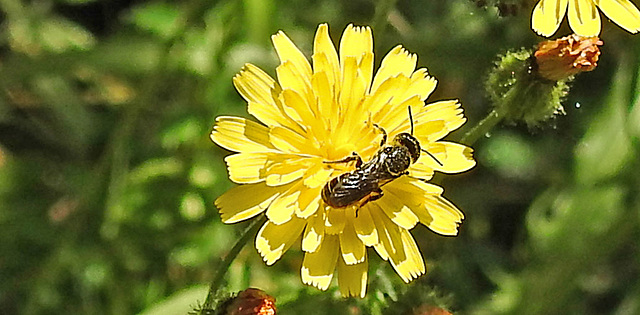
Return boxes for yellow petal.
[568,0,602,36]
[384,179,463,235]
[233,64,276,107]
[302,162,335,188]
[339,55,368,117]
[295,186,322,218]
[371,46,417,93]
[337,255,368,298]
[311,68,337,130]
[302,210,325,252]
[210,116,275,153]
[325,206,347,234]
[269,126,308,153]
[407,68,438,102]
[340,217,366,264]
[598,0,640,33]
[389,229,426,283]
[215,182,292,223]
[301,234,339,290]
[353,205,379,246]
[375,187,420,230]
[359,51,374,94]
[339,24,373,77]
[281,88,318,130]
[264,155,310,186]
[414,100,466,142]
[255,217,305,265]
[224,153,268,184]
[370,204,405,261]
[232,64,299,131]
[382,69,437,113]
[420,194,465,236]
[383,178,452,235]
[379,95,424,135]
[271,30,312,79]
[405,178,444,195]
[331,116,379,160]
[313,23,340,89]
[532,0,569,37]
[273,64,316,136]
[383,176,437,206]
[414,120,446,145]
[423,141,476,174]
[374,243,389,261]
[362,75,407,117]
[312,24,340,129]
[265,168,306,186]
[408,160,435,180]
[339,25,374,106]
[265,181,302,224]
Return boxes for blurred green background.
[1,0,639,314]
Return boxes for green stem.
[203,215,266,310]
[459,109,505,146]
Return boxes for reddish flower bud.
[224,288,276,315]
[413,304,453,315]
[534,34,603,81]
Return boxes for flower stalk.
[203,215,267,310]
[459,109,504,146]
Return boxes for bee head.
[392,133,421,163]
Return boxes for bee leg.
[323,152,363,167]
[369,188,384,202]
[356,188,384,211]
[352,152,363,168]
[373,123,387,146]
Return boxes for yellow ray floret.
[337,255,368,298]
[532,0,640,37]
[256,218,306,265]
[301,235,340,290]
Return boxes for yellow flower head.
[532,0,640,37]
[211,23,475,297]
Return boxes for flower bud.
[534,35,603,81]
[222,288,276,315]
[486,48,567,127]
[412,305,454,315]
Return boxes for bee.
[321,107,443,209]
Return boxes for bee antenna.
[407,106,414,135]
[421,148,443,166]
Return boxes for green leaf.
[39,17,95,52]
[128,158,184,184]
[8,16,95,54]
[574,58,634,185]
[627,62,640,140]
[527,185,625,254]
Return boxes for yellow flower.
[211,23,475,297]
[532,0,640,37]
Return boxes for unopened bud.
[223,288,276,315]
[413,305,454,315]
[534,35,603,81]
